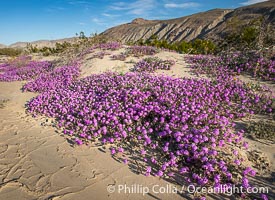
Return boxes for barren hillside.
[101,1,275,43]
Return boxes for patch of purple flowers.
[80,42,122,57]
[26,72,272,193]
[126,45,159,57]
[22,64,80,92]
[133,57,175,72]
[186,52,275,82]
[99,42,121,50]
[0,60,52,82]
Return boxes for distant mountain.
[8,37,75,49]
[0,44,7,48]
[101,1,275,44]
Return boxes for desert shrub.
[241,26,259,47]
[27,41,73,56]
[247,120,275,141]
[133,36,217,55]
[190,39,217,54]
[0,48,23,56]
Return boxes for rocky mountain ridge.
[101,1,275,44]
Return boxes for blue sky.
[0,0,269,45]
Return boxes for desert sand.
[0,48,274,200]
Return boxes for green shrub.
[133,36,217,55]
[241,26,259,47]
[0,48,22,56]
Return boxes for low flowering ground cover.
[6,55,32,67]
[0,59,52,82]
[80,42,122,57]
[99,42,121,51]
[126,45,159,57]
[186,52,275,82]
[22,64,80,92]
[132,57,175,72]
[26,72,272,199]
[0,63,9,72]
[110,53,128,61]
[0,56,80,93]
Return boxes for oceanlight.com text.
[107,184,269,196]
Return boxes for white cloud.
[109,0,156,15]
[164,2,200,9]
[240,0,269,6]
[102,13,120,18]
[92,18,100,23]
[102,13,112,17]
[91,18,106,26]
[109,2,127,10]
